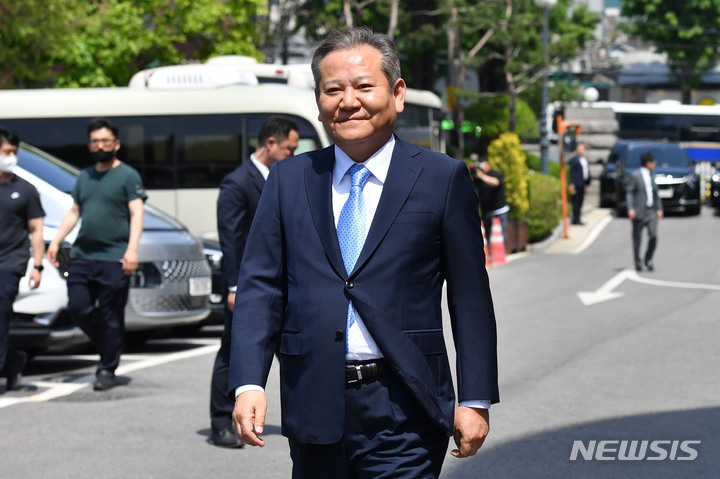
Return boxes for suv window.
[626,146,690,169]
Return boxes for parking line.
[0,343,219,409]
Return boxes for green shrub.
[523,171,562,242]
[488,132,529,219]
[526,150,567,179]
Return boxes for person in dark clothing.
[568,142,591,225]
[208,116,299,448]
[0,127,44,392]
[473,159,509,255]
[626,152,663,272]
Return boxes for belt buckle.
[347,364,363,384]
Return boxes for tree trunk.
[680,72,692,104]
[343,0,353,26]
[387,0,399,40]
[507,71,517,133]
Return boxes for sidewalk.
[537,207,612,255]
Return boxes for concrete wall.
[565,105,618,170]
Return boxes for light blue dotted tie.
[337,164,371,349]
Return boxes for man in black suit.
[569,142,591,225]
[229,27,498,478]
[626,152,663,272]
[208,116,299,448]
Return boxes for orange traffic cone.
[489,217,506,265]
[481,223,490,267]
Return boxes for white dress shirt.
[249,153,270,180]
[580,155,589,181]
[332,138,393,361]
[640,167,653,207]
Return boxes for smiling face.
[315,44,406,162]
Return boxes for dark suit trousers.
[571,184,585,224]
[632,211,658,266]
[289,373,450,479]
[210,308,235,432]
[67,259,129,373]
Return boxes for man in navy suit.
[229,27,498,478]
[208,116,299,448]
[568,142,591,225]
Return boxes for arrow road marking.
[578,269,720,305]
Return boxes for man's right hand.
[227,291,236,312]
[233,390,267,447]
[628,209,636,220]
[46,242,60,266]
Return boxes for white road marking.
[0,343,219,409]
[578,268,720,305]
[572,215,614,255]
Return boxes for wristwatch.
[33,264,44,272]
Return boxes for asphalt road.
[2,205,719,478]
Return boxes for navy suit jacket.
[216,158,265,294]
[229,138,499,444]
[569,155,590,188]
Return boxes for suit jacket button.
[335,330,344,340]
[345,280,354,289]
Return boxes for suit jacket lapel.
[354,139,423,272]
[305,147,347,277]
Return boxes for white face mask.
[0,154,18,173]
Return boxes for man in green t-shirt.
[48,118,147,391]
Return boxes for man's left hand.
[122,250,139,275]
[451,406,490,458]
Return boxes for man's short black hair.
[258,116,299,146]
[0,127,20,147]
[641,152,656,166]
[87,118,119,139]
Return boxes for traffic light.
[555,115,582,152]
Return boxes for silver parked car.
[10,143,212,353]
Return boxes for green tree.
[1,0,267,88]
[293,0,445,91]
[0,0,79,88]
[476,0,599,134]
[465,95,538,151]
[620,0,720,104]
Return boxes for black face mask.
[92,150,115,164]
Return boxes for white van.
[10,143,212,353]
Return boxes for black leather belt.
[345,360,386,384]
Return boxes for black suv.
[710,166,720,210]
[602,140,701,216]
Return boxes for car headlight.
[130,263,163,288]
[204,251,222,270]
